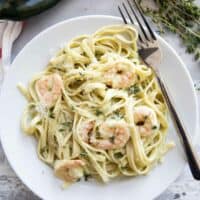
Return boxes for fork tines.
[118,0,157,43]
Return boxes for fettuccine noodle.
[18,25,174,185]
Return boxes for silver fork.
[118,0,200,180]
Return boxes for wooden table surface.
[1,0,200,199]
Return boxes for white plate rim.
[0,15,199,200]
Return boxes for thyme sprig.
[139,0,200,61]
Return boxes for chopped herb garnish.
[58,128,65,132]
[127,84,140,95]
[80,152,88,158]
[76,178,81,182]
[61,121,73,127]
[49,107,54,113]
[40,147,46,154]
[49,112,55,119]
[48,107,55,118]
[69,146,72,155]
[84,174,91,181]
[96,131,101,139]
[79,72,84,76]
[115,152,124,159]
[136,74,140,81]
[121,166,128,170]
[95,109,103,116]
[194,81,200,91]
[71,106,75,111]
[112,111,123,119]
[53,135,58,145]
[109,136,115,144]
[152,125,157,130]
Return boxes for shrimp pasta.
[19,25,174,184]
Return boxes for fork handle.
[156,73,200,180]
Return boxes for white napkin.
[0,21,23,85]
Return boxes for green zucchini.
[0,0,62,20]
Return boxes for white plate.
[0,15,199,200]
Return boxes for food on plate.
[19,25,174,185]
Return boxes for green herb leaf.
[84,174,91,181]
[95,109,103,116]
[49,113,55,119]
[79,72,84,76]
[71,106,75,111]
[58,128,65,132]
[152,125,157,130]
[61,121,73,127]
[120,166,128,170]
[80,152,88,158]
[115,152,124,159]
[96,131,101,139]
[109,136,115,144]
[139,0,200,61]
[127,84,140,95]
[112,111,123,119]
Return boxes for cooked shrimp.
[54,159,85,182]
[104,62,136,89]
[35,74,63,107]
[134,106,159,137]
[91,120,130,150]
[79,121,94,143]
